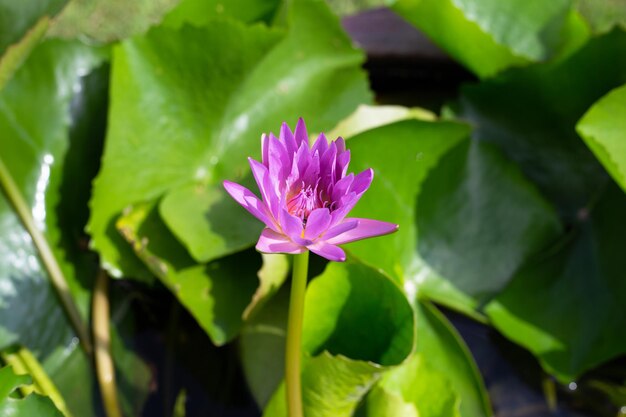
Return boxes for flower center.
[286,182,327,222]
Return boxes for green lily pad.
[415,141,562,312]
[88,0,371,277]
[391,0,574,78]
[577,83,626,194]
[0,39,151,417]
[486,183,626,382]
[455,30,626,215]
[0,39,107,354]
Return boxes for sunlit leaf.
[365,366,459,417]
[356,386,419,417]
[577,83,626,194]
[328,104,436,140]
[88,0,371,277]
[391,0,575,77]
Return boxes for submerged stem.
[0,156,92,355]
[285,251,309,417]
[93,270,123,417]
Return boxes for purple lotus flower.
[223,119,398,261]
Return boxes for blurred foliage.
[0,364,64,417]
[47,0,178,42]
[0,0,625,416]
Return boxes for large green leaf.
[391,0,577,78]
[262,261,415,417]
[0,39,106,354]
[455,30,626,215]
[88,0,371,277]
[117,201,288,345]
[162,0,281,27]
[486,183,626,382]
[0,365,63,417]
[415,141,562,312]
[0,39,151,416]
[577,83,626,194]
[0,0,67,88]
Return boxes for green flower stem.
[0,156,92,355]
[93,270,123,417]
[1,346,73,417]
[285,251,309,417]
